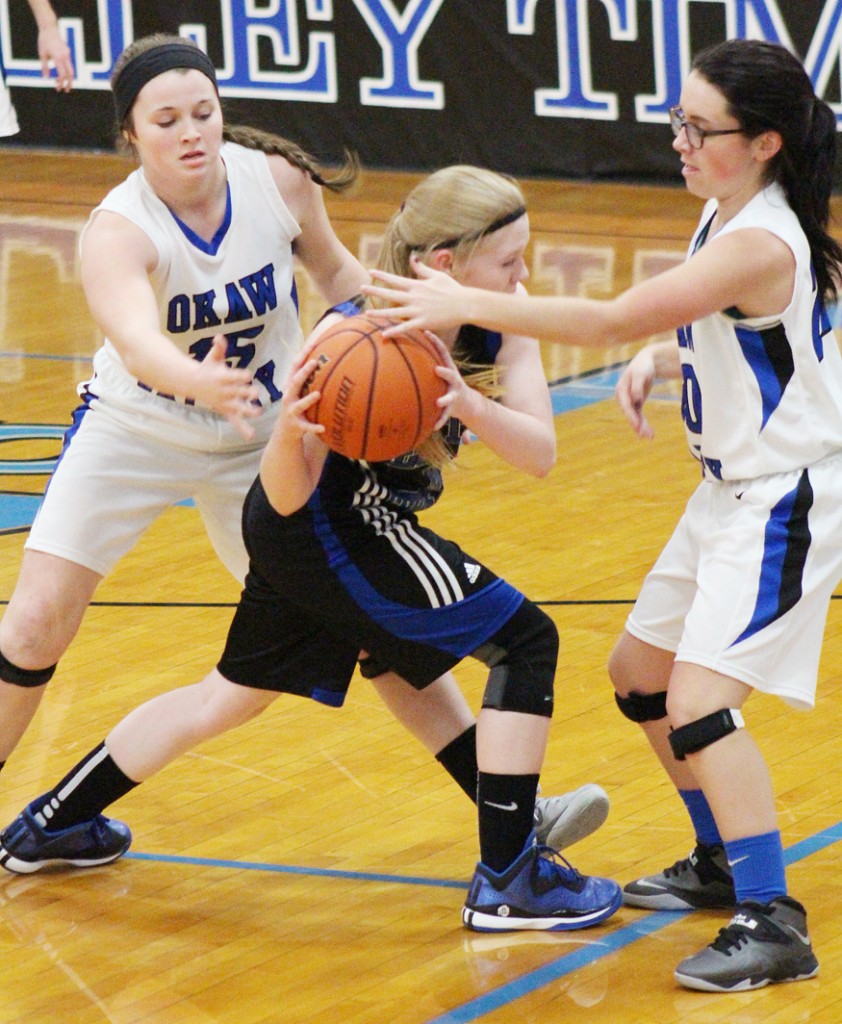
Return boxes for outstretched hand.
[197,335,262,440]
[362,255,469,335]
[615,347,656,439]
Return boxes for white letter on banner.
[726,0,793,44]
[634,0,692,122]
[3,0,131,90]
[803,0,842,125]
[351,0,445,109]
[215,0,336,101]
[508,0,636,120]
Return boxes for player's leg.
[0,669,279,874]
[0,574,357,874]
[367,667,609,850]
[461,599,621,932]
[608,629,734,911]
[0,551,101,764]
[666,663,817,992]
[0,412,192,774]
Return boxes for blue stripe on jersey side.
[309,493,525,657]
[731,470,813,646]
[734,323,794,430]
[812,270,831,361]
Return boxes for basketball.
[301,313,447,461]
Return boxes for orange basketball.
[301,313,447,461]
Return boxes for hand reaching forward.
[196,335,262,440]
[362,256,468,335]
[615,346,656,439]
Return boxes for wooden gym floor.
[0,148,841,1024]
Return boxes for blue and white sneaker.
[462,835,622,932]
[0,805,132,874]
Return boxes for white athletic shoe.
[533,783,610,851]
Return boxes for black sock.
[477,771,540,872]
[435,725,478,802]
[31,742,138,831]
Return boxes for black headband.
[431,205,527,251]
[113,42,218,125]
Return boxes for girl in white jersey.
[0,37,605,875]
[364,39,842,993]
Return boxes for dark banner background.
[2,1,839,185]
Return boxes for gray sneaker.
[533,784,609,851]
[674,897,819,992]
[623,842,735,910]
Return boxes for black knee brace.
[477,600,558,718]
[669,708,745,761]
[615,689,668,723]
[0,648,57,687]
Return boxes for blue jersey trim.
[168,182,232,256]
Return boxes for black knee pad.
[669,708,745,761]
[0,648,57,687]
[478,600,558,718]
[615,689,668,723]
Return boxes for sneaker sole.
[674,963,819,992]
[0,847,127,875]
[462,887,622,932]
[622,887,734,911]
[540,785,610,850]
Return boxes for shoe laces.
[710,921,751,956]
[533,843,585,892]
[663,844,724,882]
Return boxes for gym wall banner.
[1,1,840,184]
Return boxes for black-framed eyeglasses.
[669,106,743,149]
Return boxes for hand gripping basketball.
[300,314,447,461]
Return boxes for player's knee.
[668,708,746,761]
[478,602,558,718]
[615,689,668,723]
[0,647,57,688]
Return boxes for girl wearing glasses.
[363,38,842,992]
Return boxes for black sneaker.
[623,842,735,910]
[0,805,132,874]
[674,896,819,992]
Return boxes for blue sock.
[724,831,786,904]
[679,789,722,847]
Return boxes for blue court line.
[124,850,466,888]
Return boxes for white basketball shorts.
[26,406,263,583]
[625,454,842,709]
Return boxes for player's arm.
[26,0,74,91]
[364,229,794,346]
[267,155,369,306]
[260,348,329,515]
[615,340,681,439]
[430,324,556,478]
[81,211,260,437]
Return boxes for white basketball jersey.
[79,142,304,451]
[678,183,842,481]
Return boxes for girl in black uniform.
[225,165,621,931]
